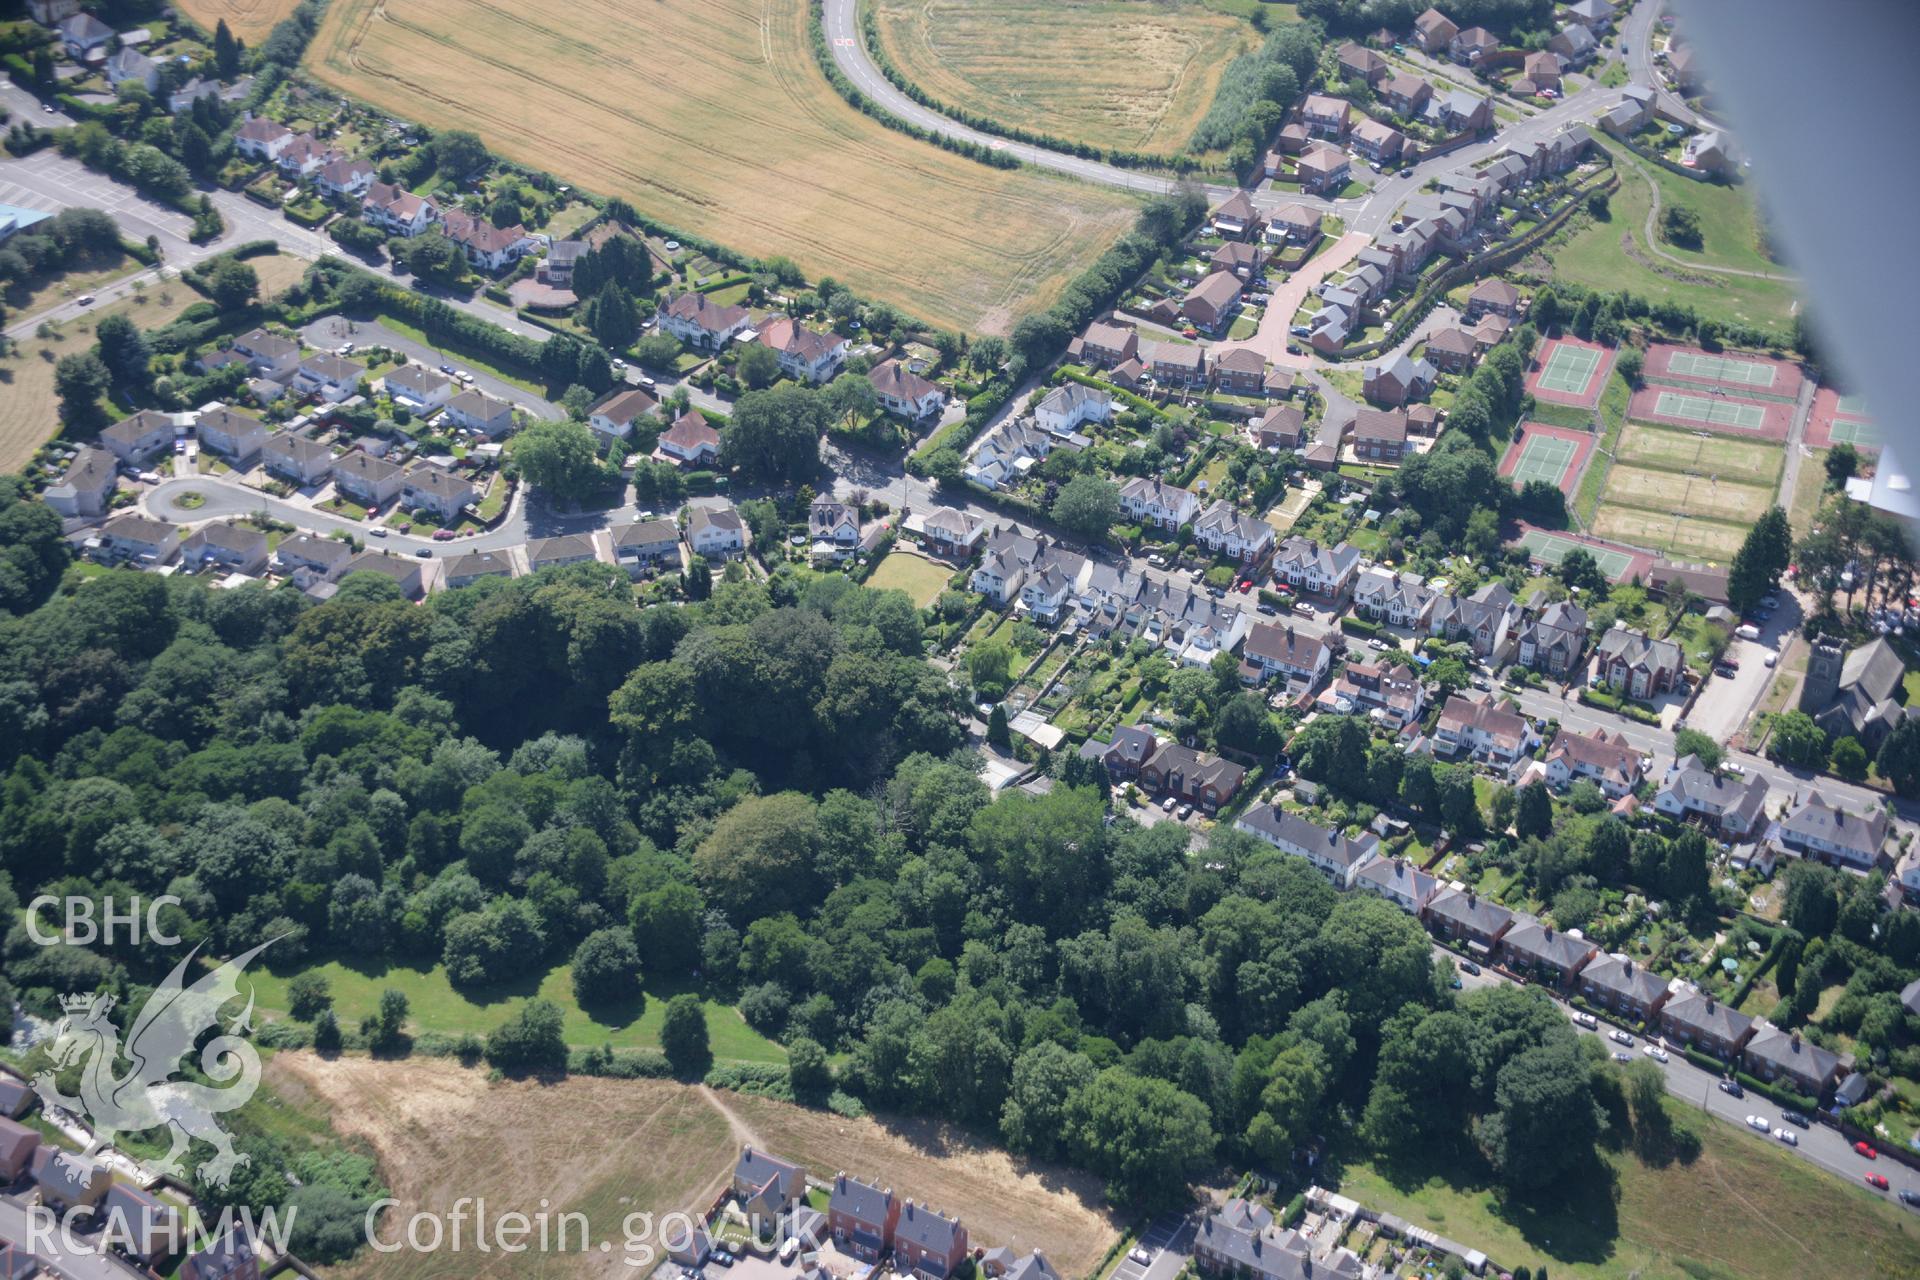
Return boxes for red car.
[1857,1141,1879,1159]
[433,528,456,541]
[1867,1173,1891,1191]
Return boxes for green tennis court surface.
[1537,344,1600,393]
[1511,433,1577,485]
[1654,390,1767,429]
[1520,530,1636,580]
[1837,394,1869,415]
[1830,419,1880,446]
[1666,351,1777,387]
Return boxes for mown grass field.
[866,548,955,605]
[1590,503,1745,563]
[247,954,787,1063]
[1338,1096,1920,1280]
[174,0,305,42]
[1601,464,1773,525]
[1615,421,1785,488]
[307,0,1140,334]
[869,0,1257,155]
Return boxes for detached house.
[1434,693,1537,765]
[1363,356,1435,408]
[1424,887,1515,953]
[1660,990,1756,1061]
[588,388,659,441]
[921,507,986,559]
[1352,408,1412,462]
[442,210,534,271]
[1235,805,1380,888]
[1194,501,1274,563]
[828,1174,899,1260]
[1500,918,1596,985]
[43,446,118,518]
[1242,621,1330,689]
[1297,143,1351,195]
[234,116,294,163]
[1264,203,1322,245]
[893,1203,968,1280]
[1654,755,1770,837]
[1773,793,1890,872]
[1580,954,1671,1022]
[757,316,848,384]
[1081,320,1139,367]
[1350,118,1406,165]
[1272,536,1361,600]
[808,496,861,561]
[1301,94,1351,139]
[1119,477,1202,530]
[362,182,440,237]
[1593,624,1684,699]
[1449,25,1498,64]
[1337,41,1389,85]
[1182,271,1243,334]
[1413,7,1458,54]
[1210,191,1260,239]
[1317,658,1426,728]
[688,504,746,560]
[661,291,751,351]
[870,360,946,421]
[1034,383,1111,437]
[1549,23,1598,67]
[316,156,375,200]
[1466,278,1519,319]
[105,46,159,92]
[1381,70,1434,117]
[656,409,721,467]
[1139,745,1246,813]
[1250,404,1305,451]
[1430,581,1523,663]
[1544,727,1643,797]
[1517,598,1588,676]
[1519,50,1563,94]
[1425,326,1477,374]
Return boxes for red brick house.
[1139,745,1246,813]
[1212,347,1267,395]
[1183,271,1243,333]
[1352,408,1411,462]
[1659,991,1756,1061]
[829,1173,899,1259]
[894,1202,969,1280]
[1579,954,1671,1022]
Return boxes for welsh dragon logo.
[32,940,275,1188]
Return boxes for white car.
[1129,1248,1153,1266]
[1160,795,1177,813]
[1764,652,1778,668]
[1773,1127,1798,1146]
[1573,1012,1598,1030]
[1643,1044,1669,1063]
[1745,1114,1770,1132]
[369,527,389,538]
[1610,1030,1634,1047]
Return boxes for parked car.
[1643,1045,1669,1063]
[1744,1115,1770,1132]
[1900,1189,1920,1209]
[413,547,431,558]
[1773,1128,1797,1146]
[1610,1030,1634,1047]
[433,528,456,541]
[1129,1249,1153,1267]
[76,294,94,306]
[1573,1012,1598,1030]
[1460,961,1481,976]
[1612,1051,1631,1063]
[1293,602,1316,618]
[1176,803,1194,820]
[1781,1110,1810,1127]
[369,527,389,538]
[1856,1140,1879,1159]
[1718,1079,1744,1098]
[1160,795,1177,813]
[1257,601,1279,616]
[1867,1173,1891,1191]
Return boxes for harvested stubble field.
[1614,422,1784,489]
[870,0,1256,155]
[175,0,306,42]
[307,0,1141,334]
[270,1053,1122,1280]
[1600,464,1774,525]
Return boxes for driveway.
[299,315,560,419]
[1107,1214,1196,1280]
[1684,636,1776,742]
[1218,232,1369,368]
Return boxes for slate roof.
[1501,918,1593,971]
[1581,953,1669,1005]
[1425,886,1514,937]
[895,1202,964,1256]
[1776,792,1889,858]
[1236,805,1379,872]
[1743,1024,1842,1085]
[1663,990,1753,1045]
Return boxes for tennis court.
[1537,343,1600,393]
[1838,394,1869,415]
[1511,432,1576,484]
[1499,421,1594,496]
[1527,336,1614,408]
[1830,419,1881,447]
[1652,390,1769,430]
[1615,423,1783,486]
[1664,350,1777,388]
[1518,528,1639,581]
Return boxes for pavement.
[299,314,561,419]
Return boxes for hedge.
[1341,615,1381,636]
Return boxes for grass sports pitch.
[1652,390,1768,429]
[1536,342,1601,394]
[1509,431,1578,486]
[1519,529,1637,581]
[1664,350,1777,387]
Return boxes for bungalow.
[1236,805,1380,888]
[1035,383,1112,436]
[1337,40,1389,85]
[756,316,848,384]
[1660,990,1756,1061]
[1297,143,1351,195]
[275,533,354,580]
[383,363,455,411]
[1653,755,1770,837]
[657,409,722,466]
[1544,727,1643,798]
[400,463,477,522]
[293,352,367,403]
[1412,7,1458,54]
[1352,567,1436,630]
[870,360,946,420]
[612,519,682,577]
[316,156,375,200]
[1449,25,1498,64]
[1773,792,1890,872]
[196,405,269,461]
[1425,326,1477,373]
[1363,356,1434,408]
[1593,624,1683,699]
[1300,94,1351,139]
[1380,70,1434,117]
[1355,855,1439,914]
[1083,725,1161,781]
[1319,658,1426,728]
[43,446,118,518]
[181,521,269,575]
[1264,203,1322,245]
[1516,599,1588,676]
[894,1203,968,1280]
[1139,744,1246,813]
[262,432,334,487]
[660,291,751,351]
[441,550,516,590]
[921,507,986,559]
[665,1221,714,1270]
[1210,191,1260,240]
[1465,278,1519,319]
[589,387,659,441]
[1424,887,1515,953]
[101,408,176,464]
[1350,118,1405,165]
[1119,477,1201,530]
[828,1173,899,1260]
[182,1229,260,1280]
[1352,407,1412,462]
[234,115,294,162]
[1500,918,1596,985]
[1580,953,1671,1022]
[230,327,302,379]
[1081,320,1139,367]
[1250,404,1305,451]
[688,504,746,560]
[362,182,440,237]
[527,533,601,573]
[1430,581,1523,662]
[1146,341,1208,389]
[1272,536,1361,600]
[1742,1025,1844,1098]
[441,209,535,272]
[1182,271,1242,334]
[1242,620,1330,688]
[1212,348,1268,396]
[99,514,181,564]
[332,450,407,508]
[442,389,515,438]
[105,46,159,92]
[1434,693,1537,765]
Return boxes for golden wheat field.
[305,0,1141,334]
[871,0,1256,156]
[173,0,306,44]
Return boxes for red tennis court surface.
[1808,386,1880,453]
[1499,421,1596,498]
[1644,343,1805,401]
[1628,385,1792,441]
[1526,335,1615,409]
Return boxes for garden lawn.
[866,550,954,607]
[246,957,785,1063]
